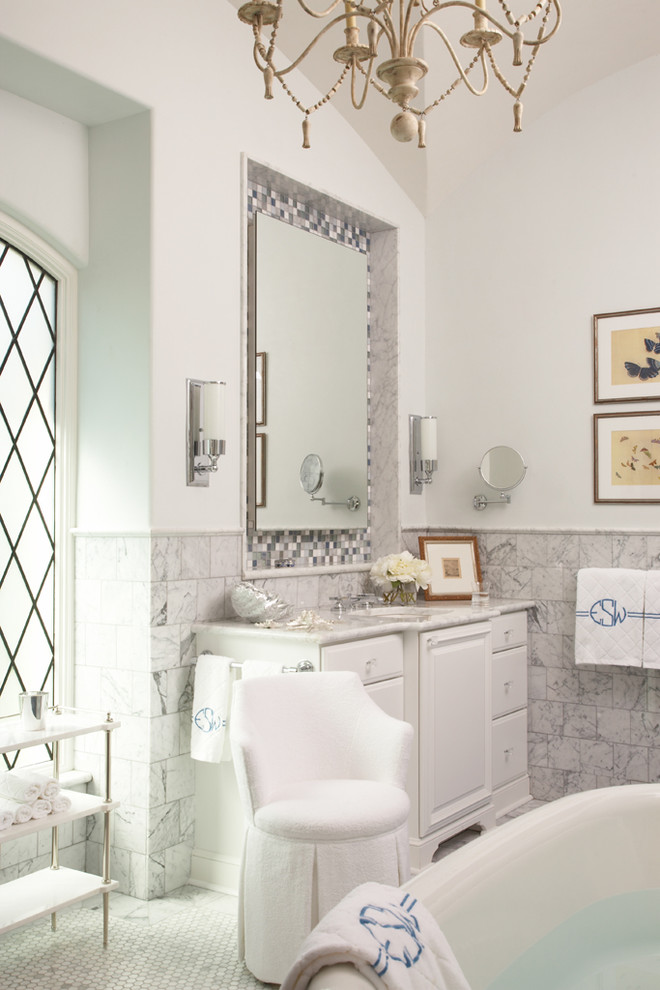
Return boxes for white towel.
[191,655,233,762]
[12,770,60,799]
[0,796,33,824]
[30,797,51,819]
[281,882,471,990]
[241,659,283,679]
[50,793,72,814]
[0,769,44,803]
[642,570,660,668]
[0,809,13,831]
[575,569,646,666]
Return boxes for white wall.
[0,0,426,536]
[423,55,660,532]
[0,88,88,265]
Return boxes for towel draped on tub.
[280,881,471,990]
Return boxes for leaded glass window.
[0,240,57,769]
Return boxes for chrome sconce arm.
[473,492,512,510]
[409,414,438,494]
[309,494,361,511]
[186,378,227,486]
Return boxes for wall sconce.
[409,415,437,494]
[186,379,226,487]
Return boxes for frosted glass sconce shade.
[409,414,437,494]
[187,378,226,486]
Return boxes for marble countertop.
[193,599,535,645]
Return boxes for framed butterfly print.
[594,307,660,403]
[594,410,660,503]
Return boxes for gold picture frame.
[418,535,482,600]
[594,307,660,403]
[594,410,660,503]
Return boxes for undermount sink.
[347,605,460,618]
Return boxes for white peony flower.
[369,551,432,592]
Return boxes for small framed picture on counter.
[418,535,482,600]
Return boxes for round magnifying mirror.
[300,453,324,495]
[479,445,526,491]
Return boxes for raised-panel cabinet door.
[419,626,491,836]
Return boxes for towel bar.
[196,652,314,674]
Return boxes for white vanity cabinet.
[192,602,531,885]
[490,610,529,816]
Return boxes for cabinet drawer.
[492,645,527,717]
[321,634,403,684]
[492,710,527,787]
[491,611,527,652]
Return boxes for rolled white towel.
[0,770,43,803]
[0,796,33,824]
[0,810,13,831]
[30,798,51,819]
[15,770,60,799]
[50,794,72,814]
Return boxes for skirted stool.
[230,670,413,984]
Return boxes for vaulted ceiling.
[230,0,660,215]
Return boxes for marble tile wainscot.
[403,527,660,801]
[51,532,373,901]
[71,531,247,899]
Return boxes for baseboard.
[190,847,240,896]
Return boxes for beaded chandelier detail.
[237,0,561,148]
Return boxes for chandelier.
[237,0,561,148]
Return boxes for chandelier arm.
[410,20,489,96]
[420,48,481,115]
[351,9,396,53]
[350,56,375,108]
[269,15,361,75]
[295,0,346,18]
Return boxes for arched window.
[0,215,76,768]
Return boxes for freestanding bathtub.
[308,785,660,990]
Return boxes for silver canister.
[19,691,49,731]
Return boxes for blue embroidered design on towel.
[193,707,226,733]
[575,599,645,626]
[360,892,424,977]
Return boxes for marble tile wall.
[13,525,653,893]
[72,532,242,899]
[71,531,368,899]
[404,527,660,800]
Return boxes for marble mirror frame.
[241,157,400,576]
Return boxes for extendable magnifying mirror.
[473,445,527,510]
[299,454,360,511]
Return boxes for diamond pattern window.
[0,239,57,769]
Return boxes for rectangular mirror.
[247,211,369,532]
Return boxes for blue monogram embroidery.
[360,893,424,977]
[589,598,627,627]
[193,707,226,733]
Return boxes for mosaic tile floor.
[1,886,271,990]
[1,802,545,990]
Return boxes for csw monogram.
[589,598,627,627]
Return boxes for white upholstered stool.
[230,670,413,984]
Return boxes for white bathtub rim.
[307,785,660,990]
[405,783,660,988]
